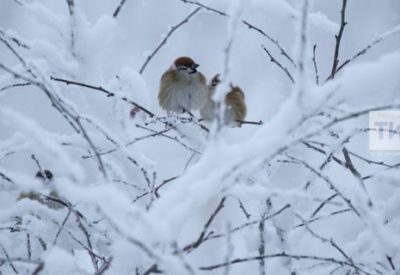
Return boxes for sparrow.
[158,56,208,114]
[17,169,64,209]
[200,74,247,126]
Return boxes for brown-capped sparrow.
[200,74,247,126]
[158,56,208,114]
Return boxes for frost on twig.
[1,1,400,274]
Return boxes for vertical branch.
[146,172,157,210]
[312,44,320,85]
[297,0,310,77]
[328,0,348,80]
[65,0,77,58]
[26,233,32,260]
[258,211,267,275]
[213,0,244,133]
[223,223,233,275]
[295,0,310,107]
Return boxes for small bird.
[17,169,64,210]
[200,74,247,126]
[158,56,208,114]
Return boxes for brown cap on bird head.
[174,56,199,72]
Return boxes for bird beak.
[189,63,199,74]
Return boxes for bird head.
[172,56,199,74]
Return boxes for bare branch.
[52,209,72,246]
[113,0,128,18]
[0,28,29,49]
[288,155,361,218]
[328,0,348,80]
[310,193,338,218]
[205,204,291,242]
[199,252,367,272]
[180,0,296,67]
[258,203,268,275]
[297,0,310,80]
[236,119,263,126]
[336,24,400,73]
[1,245,19,274]
[136,124,201,154]
[65,0,74,16]
[51,76,155,118]
[183,197,226,252]
[0,82,31,93]
[139,7,202,74]
[261,45,295,83]
[342,148,373,207]
[0,36,36,78]
[26,233,31,260]
[297,214,371,275]
[312,44,320,85]
[0,171,15,184]
[64,0,77,57]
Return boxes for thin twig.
[199,252,366,272]
[310,193,338,218]
[297,0,310,81]
[336,24,400,73]
[183,197,226,252]
[342,147,373,207]
[258,205,268,275]
[1,245,18,274]
[52,209,72,246]
[64,0,77,58]
[136,124,200,154]
[51,76,154,118]
[0,82,31,93]
[205,204,291,242]
[237,119,263,126]
[312,44,319,85]
[297,214,371,275]
[328,0,348,80]
[261,45,294,83]
[139,7,202,74]
[223,223,233,275]
[113,0,128,18]
[0,28,29,49]
[288,155,361,218]
[180,0,296,67]
[26,233,31,260]
[0,64,108,178]
[0,171,15,184]
[82,128,173,159]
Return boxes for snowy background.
[1,0,400,274]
